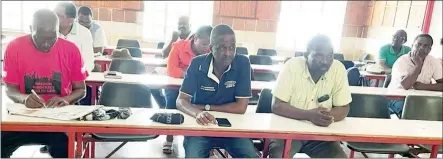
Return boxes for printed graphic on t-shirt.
[24,72,62,95]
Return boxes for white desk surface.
[2,106,441,142]
[85,72,443,97]
[94,56,167,67]
[359,71,388,77]
[251,64,282,73]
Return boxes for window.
[143,1,214,42]
[275,1,347,52]
[2,1,64,32]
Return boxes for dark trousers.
[151,89,166,108]
[164,89,179,109]
[1,132,68,158]
[78,86,92,105]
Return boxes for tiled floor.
[2,85,441,158]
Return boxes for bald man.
[162,16,193,58]
[1,9,87,158]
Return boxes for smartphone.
[215,118,232,127]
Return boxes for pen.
[31,89,46,108]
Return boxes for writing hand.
[46,97,69,108]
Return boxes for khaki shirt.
[272,57,352,109]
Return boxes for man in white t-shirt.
[78,6,107,53]
[161,16,193,58]
[54,2,94,73]
[388,34,442,117]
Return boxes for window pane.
[2,1,22,30]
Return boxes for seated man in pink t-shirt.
[388,34,442,117]
[1,9,87,158]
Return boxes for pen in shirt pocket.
[31,89,47,108]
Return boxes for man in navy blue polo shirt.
[176,24,257,158]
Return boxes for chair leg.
[84,142,90,158]
[361,152,369,158]
[388,154,395,158]
[105,141,128,158]
[76,133,83,158]
[262,139,270,158]
[90,141,96,158]
[349,150,355,158]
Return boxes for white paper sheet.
[7,103,103,121]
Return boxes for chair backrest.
[333,53,345,60]
[346,67,361,86]
[348,94,391,118]
[252,72,276,81]
[249,55,273,65]
[340,60,355,69]
[383,74,391,88]
[108,59,146,74]
[110,48,132,59]
[157,42,165,49]
[359,53,369,62]
[99,82,153,108]
[256,88,273,113]
[236,47,248,55]
[257,48,277,56]
[116,39,140,48]
[92,64,102,72]
[294,51,304,57]
[402,95,443,121]
[125,47,142,58]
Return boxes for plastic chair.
[294,51,304,57]
[125,47,142,58]
[249,55,273,65]
[257,48,277,56]
[359,53,370,62]
[346,94,411,158]
[347,67,361,86]
[116,39,140,48]
[333,53,345,60]
[340,60,355,70]
[402,96,443,155]
[157,42,165,49]
[86,82,158,158]
[236,47,248,55]
[92,64,102,72]
[253,88,273,158]
[108,59,146,74]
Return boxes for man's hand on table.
[306,107,334,127]
[46,97,69,108]
[195,111,217,126]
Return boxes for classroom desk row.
[2,105,442,158]
[85,72,442,105]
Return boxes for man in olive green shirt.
[268,35,351,158]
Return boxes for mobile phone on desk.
[215,118,232,127]
[104,71,122,79]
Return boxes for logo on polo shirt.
[200,86,216,91]
[224,81,236,88]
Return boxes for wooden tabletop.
[2,106,441,143]
[94,56,167,67]
[85,72,443,97]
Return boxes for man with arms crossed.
[269,35,351,158]
[1,9,88,158]
[388,34,442,117]
[77,6,107,53]
[176,25,257,158]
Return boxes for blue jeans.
[164,89,179,109]
[183,136,258,158]
[389,100,405,117]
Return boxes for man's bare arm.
[176,92,203,118]
[62,81,87,104]
[5,84,28,104]
[197,98,249,114]
[329,105,350,122]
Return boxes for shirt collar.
[69,22,78,35]
[199,53,235,84]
